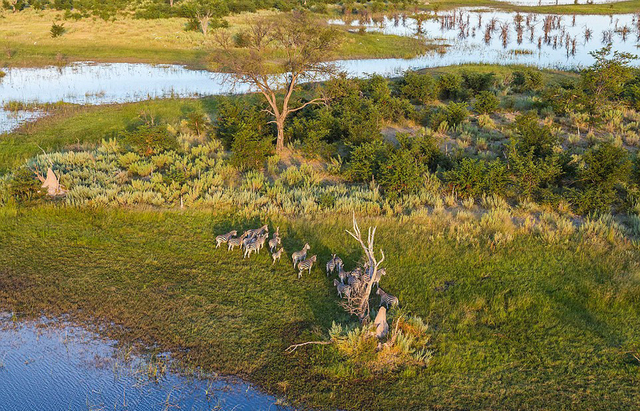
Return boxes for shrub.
[230,128,273,171]
[438,73,464,100]
[400,71,438,104]
[514,112,558,158]
[0,70,5,79]
[461,71,496,94]
[379,149,425,199]
[50,22,66,38]
[512,69,544,93]
[9,167,43,203]
[474,91,500,114]
[443,102,469,127]
[122,125,179,156]
[444,158,508,198]
[345,139,390,182]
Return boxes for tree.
[213,12,341,151]
[580,44,637,126]
[182,0,228,36]
[344,215,386,322]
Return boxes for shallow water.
[494,0,623,5]
[0,315,289,411]
[1,8,638,133]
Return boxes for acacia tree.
[213,12,341,151]
[182,0,228,36]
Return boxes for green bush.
[400,71,438,105]
[230,128,273,171]
[345,139,390,182]
[442,102,469,128]
[438,73,464,100]
[122,125,179,156]
[9,167,43,203]
[50,22,66,38]
[379,149,425,199]
[512,69,544,93]
[474,91,500,115]
[444,158,508,198]
[514,112,558,158]
[462,71,496,95]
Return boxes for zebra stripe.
[297,255,317,279]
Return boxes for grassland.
[0,9,431,68]
[2,205,640,410]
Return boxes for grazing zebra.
[268,235,281,253]
[271,248,284,265]
[338,266,349,284]
[227,233,248,251]
[376,287,399,308]
[244,240,260,258]
[247,224,268,239]
[256,233,268,252]
[372,268,386,288]
[326,254,343,276]
[297,255,317,279]
[291,243,310,268]
[215,230,237,248]
[333,279,352,299]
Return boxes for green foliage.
[513,112,558,158]
[215,99,269,149]
[230,127,273,171]
[379,149,425,198]
[9,167,42,203]
[473,91,500,115]
[506,141,562,201]
[433,102,469,128]
[345,139,389,183]
[122,125,179,156]
[570,142,630,214]
[50,21,66,38]
[512,69,544,93]
[461,71,496,95]
[400,71,438,105]
[444,158,507,198]
[438,73,464,100]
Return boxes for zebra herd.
[216,225,399,309]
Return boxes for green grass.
[2,205,640,409]
[0,98,212,173]
[0,10,430,68]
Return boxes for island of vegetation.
[2,2,640,411]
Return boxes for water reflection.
[0,315,289,411]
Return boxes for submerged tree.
[213,12,341,151]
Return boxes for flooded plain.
[0,315,289,411]
[0,8,638,131]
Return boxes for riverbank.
[2,205,640,410]
[0,10,431,69]
[431,0,640,14]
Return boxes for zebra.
[268,235,281,253]
[326,254,343,276]
[227,233,248,251]
[272,248,284,265]
[376,287,399,308]
[256,233,268,252]
[338,265,349,284]
[215,230,237,248]
[333,279,352,299]
[297,255,317,279]
[247,224,268,239]
[372,268,386,288]
[291,243,310,268]
[244,240,260,258]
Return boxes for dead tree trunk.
[345,214,385,322]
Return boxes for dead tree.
[343,215,385,322]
